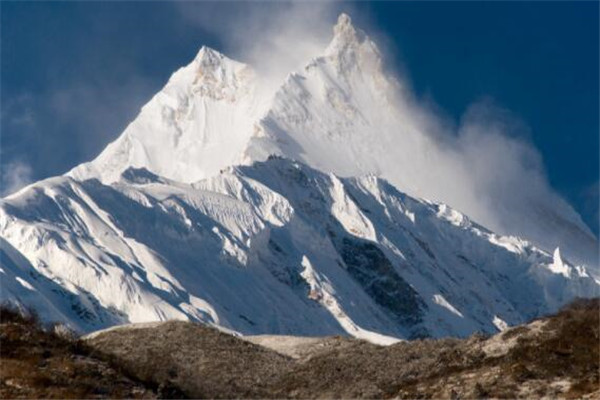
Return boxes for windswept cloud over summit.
[174,5,596,268]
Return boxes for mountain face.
[1,158,596,342]
[1,14,598,342]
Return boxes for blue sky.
[1,1,598,233]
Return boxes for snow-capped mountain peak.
[325,13,363,54]
[68,45,263,185]
[65,13,597,271]
[168,45,256,102]
[2,157,597,342]
[3,13,597,344]
[195,45,222,62]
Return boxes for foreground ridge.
[3,299,597,398]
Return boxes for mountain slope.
[1,158,596,341]
[0,306,157,399]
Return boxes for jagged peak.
[325,13,367,56]
[333,13,359,41]
[549,247,572,277]
[321,13,382,75]
[164,44,255,101]
[194,46,226,65]
[192,46,249,74]
[164,45,240,89]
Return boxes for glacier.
[1,13,598,342]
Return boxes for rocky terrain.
[0,306,156,399]
[3,298,596,399]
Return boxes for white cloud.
[2,93,36,128]
[580,180,599,233]
[1,160,33,197]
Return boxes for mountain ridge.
[2,158,597,342]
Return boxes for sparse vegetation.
[0,304,156,399]
[2,299,598,399]
[85,321,291,399]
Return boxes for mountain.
[1,14,598,342]
[1,158,597,342]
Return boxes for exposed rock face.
[335,236,426,331]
